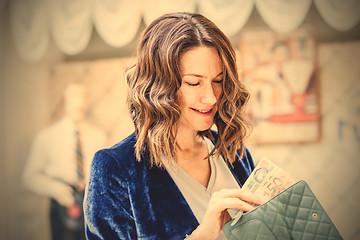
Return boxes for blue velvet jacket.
[84,132,255,240]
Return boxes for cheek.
[176,89,186,109]
[176,87,195,108]
[214,87,223,101]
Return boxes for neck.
[64,116,85,129]
[175,128,210,187]
[176,128,203,152]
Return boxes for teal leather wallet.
[223,180,343,240]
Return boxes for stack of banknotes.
[230,157,295,226]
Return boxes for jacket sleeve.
[84,150,137,239]
[232,147,256,186]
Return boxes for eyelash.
[186,82,199,86]
[186,80,223,87]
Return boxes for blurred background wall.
[1,0,359,239]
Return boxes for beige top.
[163,137,241,240]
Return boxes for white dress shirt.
[23,117,107,199]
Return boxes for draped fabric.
[198,0,254,37]
[314,0,360,32]
[256,0,312,33]
[142,0,196,25]
[49,0,93,55]
[9,0,49,62]
[92,0,142,47]
[8,0,360,61]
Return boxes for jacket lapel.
[147,166,199,239]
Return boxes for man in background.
[23,82,107,240]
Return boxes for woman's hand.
[188,189,267,240]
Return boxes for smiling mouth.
[191,108,213,114]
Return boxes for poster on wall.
[238,28,320,144]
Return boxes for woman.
[84,12,265,240]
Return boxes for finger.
[65,195,75,207]
[235,190,268,205]
[65,185,74,194]
[57,195,74,207]
[75,181,85,191]
[212,189,267,206]
[225,198,256,212]
[211,197,256,213]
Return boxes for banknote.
[230,157,295,226]
[242,157,295,198]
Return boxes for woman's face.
[176,46,223,133]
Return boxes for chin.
[197,124,213,132]
[70,115,85,123]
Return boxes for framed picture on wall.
[238,27,320,144]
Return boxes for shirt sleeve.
[84,150,137,240]
[22,131,71,199]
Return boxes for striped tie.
[75,130,84,182]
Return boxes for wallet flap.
[223,219,284,240]
[223,180,343,240]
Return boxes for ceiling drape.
[49,0,93,55]
[8,0,360,62]
[143,0,196,25]
[255,0,312,33]
[92,0,142,48]
[198,0,254,36]
[9,0,49,62]
[314,0,360,31]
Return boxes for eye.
[186,82,200,86]
[213,79,223,84]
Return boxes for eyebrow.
[183,72,223,79]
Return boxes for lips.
[191,108,213,116]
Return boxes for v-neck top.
[163,137,241,239]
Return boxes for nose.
[200,84,217,105]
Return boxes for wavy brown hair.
[126,12,251,167]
